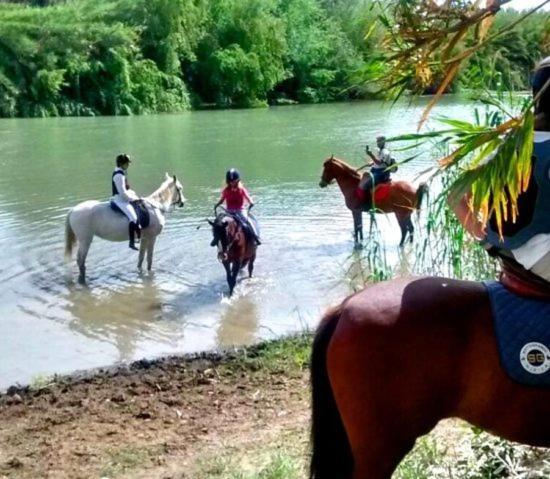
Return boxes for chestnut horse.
[319,157,428,246]
[209,212,257,296]
[310,277,550,479]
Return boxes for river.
[0,97,474,388]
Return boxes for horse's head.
[319,155,338,187]
[165,172,186,209]
[208,214,235,262]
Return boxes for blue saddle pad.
[484,281,550,387]
[109,200,150,229]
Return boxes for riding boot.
[129,222,139,251]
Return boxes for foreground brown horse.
[209,213,257,296]
[310,277,550,479]
[319,157,427,246]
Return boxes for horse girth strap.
[499,258,550,300]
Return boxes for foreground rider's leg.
[129,221,139,250]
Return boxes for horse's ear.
[207,219,214,226]
[165,172,171,180]
[173,174,177,183]
[330,154,334,160]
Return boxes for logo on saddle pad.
[520,342,550,375]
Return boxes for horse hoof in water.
[353,242,363,251]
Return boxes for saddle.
[227,213,258,242]
[485,280,550,387]
[355,181,392,210]
[109,199,150,229]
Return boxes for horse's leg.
[395,212,408,247]
[407,215,414,243]
[76,236,93,284]
[146,237,157,272]
[137,237,148,272]
[223,261,231,292]
[248,254,255,278]
[352,210,363,245]
[229,261,241,296]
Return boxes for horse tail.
[310,304,353,479]
[64,210,76,260]
[416,182,428,212]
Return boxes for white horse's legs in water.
[137,237,157,272]
[138,237,148,272]
[146,237,157,271]
[76,236,93,284]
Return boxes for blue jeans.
[362,169,390,191]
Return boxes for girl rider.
[213,168,261,245]
[111,153,141,250]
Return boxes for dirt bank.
[0,337,311,479]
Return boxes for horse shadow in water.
[319,156,427,247]
[64,277,182,362]
[208,213,257,296]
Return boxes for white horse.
[65,173,185,283]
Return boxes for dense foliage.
[0,0,547,117]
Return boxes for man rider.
[358,134,396,205]
[111,153,141,250]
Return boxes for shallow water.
[0,97,474,388]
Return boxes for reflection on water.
[217,293,259,347]
[65,277,183,362]
[0,98,476,388]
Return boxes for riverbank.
[1,334,549,479]
[0,336,312,479]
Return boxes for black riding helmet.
[533,56,550,115]
[116,153,132,167]
[226,168,240,183]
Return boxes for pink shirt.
[221,185,252,211]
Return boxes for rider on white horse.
[111,153,141,250]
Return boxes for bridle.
[213,216,238,262]
[146,183,185,213]
[320,160,335,187]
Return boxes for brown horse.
[310,277,550,479]
[209,212,257,296]
[319,156,428,246]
